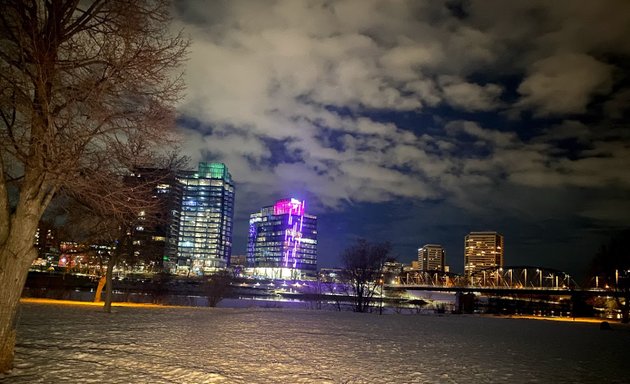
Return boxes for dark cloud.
[173,0,630,274]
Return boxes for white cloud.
[439,76,504,112]
[445,121,517,148]
[173,0,630,222]
[516,53,613,116]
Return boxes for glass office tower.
[248,198,317,279]
[175,162,234,274]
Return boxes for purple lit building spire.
[274,198,305,268]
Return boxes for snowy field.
[3,302,629,384]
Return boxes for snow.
[3,302,629,383]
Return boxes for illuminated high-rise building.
[247,198,317,279]
[418,244,445,271]
[464,231,504,275]
[125,168,180,272]
[175,162,234,274]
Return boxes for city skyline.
[5,1,630,378]
[172,1,630,276]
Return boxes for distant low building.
[230,254,247,267]
[319,268,343,282]
[383,261,404,274]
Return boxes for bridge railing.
[397,267,578,290]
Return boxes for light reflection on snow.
[3,303,629,383]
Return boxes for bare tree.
[340,239,391,313]
[0,0,188,371]
[59,162,183,313]
[204,270,233,308]
[57,197,119,303]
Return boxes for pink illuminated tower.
[248,198,317,279]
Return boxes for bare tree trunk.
[356,283,364,312]
[0,0,187,372]
[103,255,117,313]
[94,276,106,303]
[0,240,38,372]
[325,283,343,311]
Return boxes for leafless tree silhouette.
[0,0,188,371]
[340,239,391,313]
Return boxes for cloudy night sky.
[171,0,630,277]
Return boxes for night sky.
[172,1,630,277]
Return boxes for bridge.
[386,266,621,297]
[393,266,575,288]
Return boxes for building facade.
[125,168,181,272]
[247,198,317,279]
[418,244,446,271]
[464,231,504,275]
[174,162,235,274]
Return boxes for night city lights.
[1,0,629,382]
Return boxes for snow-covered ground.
[3,302,629,383]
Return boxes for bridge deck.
[385,285,618,297]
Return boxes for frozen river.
[3,302,628,383]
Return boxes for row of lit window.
[179,221,231,227]
[180,218,222,224]
[179,223,232,229]
[179,223,223,229]
[249,250,316,258]
[180,179,232,187]
[179,233,226,240]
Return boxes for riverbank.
[489,313,629,326]
[19,297,186,309]
[20,297,626,327]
